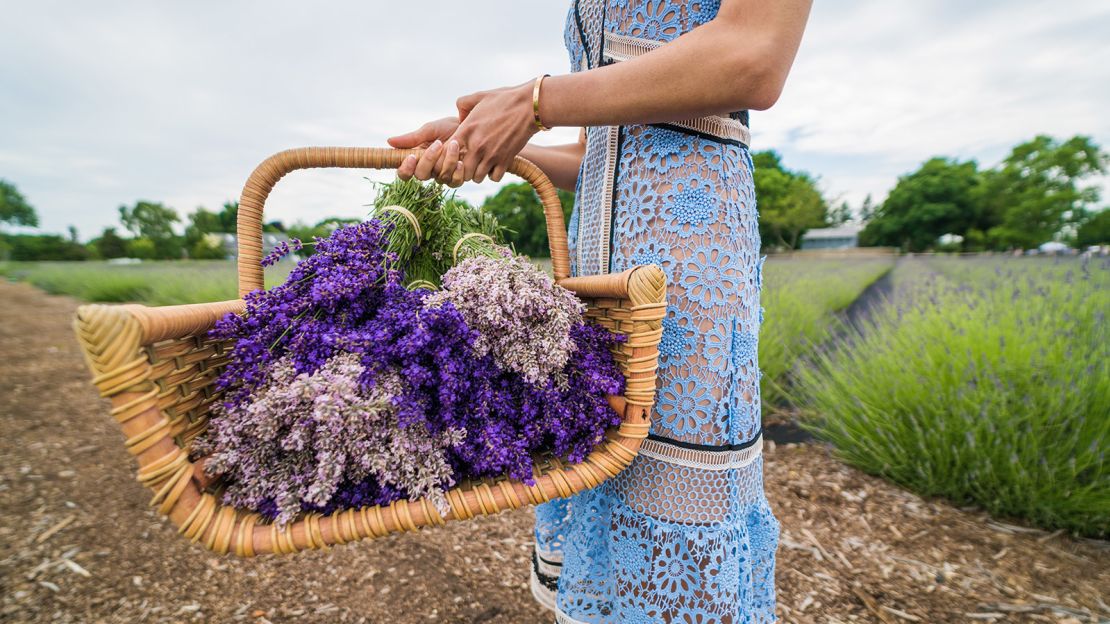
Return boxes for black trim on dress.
[646,428,764,452]
[573,0,590,70]
[654,122,748,149]
[532,549,560,592]
[596,0,607,70]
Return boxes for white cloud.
[758,0,1110,207]
[1,0,1107,238]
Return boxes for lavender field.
[795,255,1110,536]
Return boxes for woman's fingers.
[436,140,462,182]
[397,140,445,181]
[387,124,433,149]
[456,92,483,122]
[448,160,465,188]
[460,149,480,183]
[473,155,498,184]
[413,140,445,180]
[489,162,508,183]
[397,154,419,180]
[388,117,462,149]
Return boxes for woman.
[389,1,811,621]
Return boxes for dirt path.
[1,281,1107,623]
[843,260,897,332]
[765,260,900,445]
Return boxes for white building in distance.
[800,224,863,250]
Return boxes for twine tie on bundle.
[379,204,422,241]
[452,232,496,263]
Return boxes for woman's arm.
[541,0,812,126]
[518,129,587,192]
[448,0,810,183]
[397,0,811,183]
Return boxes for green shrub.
[0,234,90,261]
[795,257,1110,536]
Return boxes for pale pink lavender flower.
[196,353,461,526]
[423,253,585,385]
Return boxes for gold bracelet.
[532,74,551,132]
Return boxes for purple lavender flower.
[204,218,628,523]
[211,220,397,408]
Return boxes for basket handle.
[235,147,571,296]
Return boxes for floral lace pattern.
[533,1,780,622]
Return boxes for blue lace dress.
[530,1,780,622]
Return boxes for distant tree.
[286,217,361,257]
[977,135,1106,249]
[181,203,280,258]
[1,234,89,261]
[827,200,853,226]
[91,227,128,259]
[218,201,239,232]
[0,179,39,228]
[1076,209,1110,247]
[859,194,876,222]
[480,182,574,258]
[67,225,79,243]
[125,237,158,260]
[189,238,227,259]
[119,201,179,240]
[182,207,225,258]
[187,207,223,236]
[118,201,181,259]
[859,157,981,252]
[752,150,827,250]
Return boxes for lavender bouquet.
[195,180,624,527]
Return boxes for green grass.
[759,256,894,405]
[795,256,1110,537]
[1,260,293,306]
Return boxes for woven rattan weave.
[73,147,666,556]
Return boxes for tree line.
[459,136,1109,256]
[860,135,1108,251]
[2,133,1107,262]
[0,190,357,262]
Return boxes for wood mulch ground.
[1,281,1106,623]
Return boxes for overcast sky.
[3,0,1109,239]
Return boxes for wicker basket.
[73,147,666,556]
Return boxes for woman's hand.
[387,117,466,186]
[449,80,539,183]
[387,79,542,185]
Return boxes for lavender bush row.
[796,256,1109,537]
